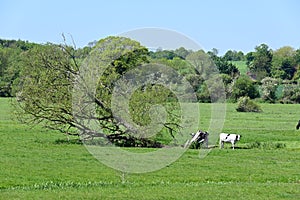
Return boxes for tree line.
[1,38,300,103]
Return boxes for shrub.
[236,96,262,112]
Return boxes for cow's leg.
[231,141,235,150]
[219,141,223,149]
[196,142,200,149]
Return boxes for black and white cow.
[219,133,241,150]
[296,120,300,130]
[184,130,209,149]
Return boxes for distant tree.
[245,52,255,66]
[212,56,240,77]
[220,73,234,98]
[186,50,225,103]
[0,39,38,97]
[281,83,300,103]
[174,47,191,59]
[248,44,273,80]
[149,49,177,60]
[154,56,197,77]
[231,75,260,101]
[196,74,225,103]
[206,50,240,77]
[271,46,297,80]
[261,77,279,103]
[0,47,22,97]
[292,49,300,80]
[223,50,245,61]
[186,50,216,78]
[211,48,219,56]
[237,51,245,61]
[294,48,300,64]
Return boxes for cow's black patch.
[225,134,230,140]
[296,120,300,130]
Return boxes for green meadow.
[1,98,300,199]
[231,61,248,75]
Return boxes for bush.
[236,96,262,112]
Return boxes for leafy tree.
[220,73,234,98]
[271,46,297,80]
[292,49,300,80]
[186,50,217,79]
[0,39,38,97]
[0,47,22,96]
[231,75,260,101]
[223,50,245,61]
[248,44,273,80]
[281,83,300,103]
[245,52,255,66]
[260,77,278,103]
[15,36,182,147]
[174,47,191,59]
[15,43,77,133]
[149,49,177,60]
[212,56,239,77]
[206,50,240,77]
[210,48,219,56]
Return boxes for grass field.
[1,98,300,199]
[231,61,248,75]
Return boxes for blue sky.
[1,0,299,54]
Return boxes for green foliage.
[153,57,196,76]
[223,50,245,61]
[281,83,300,103]
[149,47,192,60]
[260,77,279,103]
[0,39,36,50]
[197,74,226,103]
[245,51,255,66]
[210,54,240,76]
[0,39,39,97]
[174,47,191,59]
[0,47,22,96]
[271,46,297,80]
[231,76,260,101]
[236,96,262,112]
[149,49,177,60]
[247,44,273,80]
[14,44,76,133]
[14,36,184,147]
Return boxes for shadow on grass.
[54,138,83,145]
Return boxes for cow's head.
[236,134,241,141]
